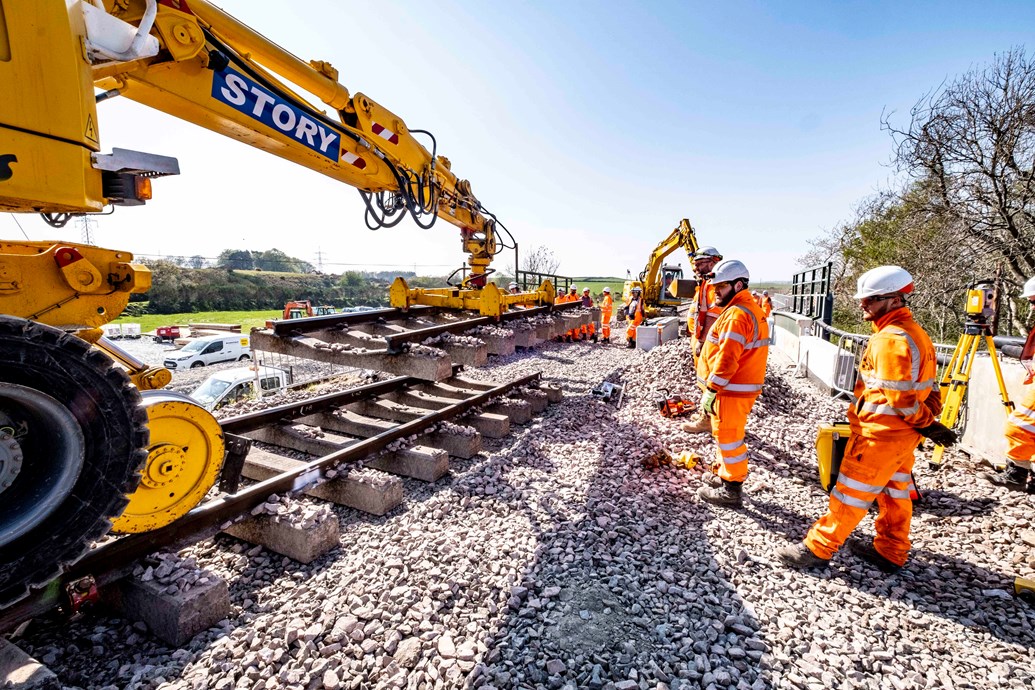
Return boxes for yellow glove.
[702,388,718,416]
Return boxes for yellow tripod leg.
[932,335,979,466]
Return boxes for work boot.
[982,463,1030,491]
[680,414,711,434]
[848,540,902,574]
[776,542,830,569]
[626,339,636,349]
[697,479,743,507]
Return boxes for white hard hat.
[631,285,642,293]
[763,290,769,296]
[603,286,611,293]
[695,246,722,261]
[711,259,749,284]
[570,285,578,291]
[509,282,519,290]
[583,287,590,292]
[854,266,914,299]
[1022,276,1035,299]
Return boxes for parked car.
[164,334,251,369]
[189,365,290,411]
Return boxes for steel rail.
[269,305,439,336]
[0,371,541,631]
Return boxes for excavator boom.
[623,218,699,316]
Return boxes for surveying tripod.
[930,281,1015,466]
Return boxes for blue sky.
[7,0,1035,280]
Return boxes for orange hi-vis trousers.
[626,311,642,341]
[1004,391,1035,468]
[709,394,759,483]
[804,433,919,566]
[601,309,612,339]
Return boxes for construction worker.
[777,266,958,572]
[580,287,596,340]
[626,286,644,348]
[983,275,1035,490]
[695,259,770,507]
[509,282,521,295]
[761,290,773,318]
[600,286,614,343]
[682,246,724,434]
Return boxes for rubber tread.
[0,316,148,606]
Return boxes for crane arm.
[0,0,502,284]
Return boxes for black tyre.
[238,354,251,361]
[190,361,205,369]
[0,317,148,605]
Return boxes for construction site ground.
[8,338,1035,690]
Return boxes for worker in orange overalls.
[625,285,644,348]
[580,287,596,340]
[761,290,773,318]
[778,266,957,572]
[682,247,725,434]
[600,286,614,343]
[566,285,581,341]
[695,260,770,507]
[983,275,1035,491]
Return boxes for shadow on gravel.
[471,391,773,689]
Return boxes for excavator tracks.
[0,305,587,633]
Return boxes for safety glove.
[917,422,958,447]
[701,388,718,416]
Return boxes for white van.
[164,334,251,369]
[189,366,290,411]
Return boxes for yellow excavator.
[0,0,553,604]
[622,218,699,317]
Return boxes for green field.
[112,310,279,333]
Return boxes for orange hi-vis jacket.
[600,294,613,317]
[697,290,770,397]
[847,307,939,440]
[692,281,722,340]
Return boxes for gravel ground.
[9,337,1035,689]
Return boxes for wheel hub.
[140,444,187,489]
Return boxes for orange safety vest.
[600,294,613,315]
[847,307,938,439]
[697,290,770,397]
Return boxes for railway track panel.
[0,370,556,637]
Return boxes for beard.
[716,287,736,307]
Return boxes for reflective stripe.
[743,339,771,350]
[726,382,764,392]
[1008,419,1035,435]
[883,487,912,500]
[861,374,936,391]
[721,452,748,465]
[708,374,730,386]
[831,487,873,510]
[860,401,919,417]
[714,332,747,345]
[836,474,884,495]
[718,440,745,451]
[1012,405,1035,417]
[890,472,911,482]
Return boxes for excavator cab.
[658,264,684,308]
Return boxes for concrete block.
[464,411,510,438]
[242,449,403,515]
[446,376,496,392]
[539,383,564,403]
[511,388,549,413]
[109,569,230,646]
[485,398,533,425]
[0,640,59,690]
[305,409,481,459]
[475,331,516,356]
[223,512,340,564]
[366,445,449,482]
[436,342,488,367]
[511,326,536,348]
